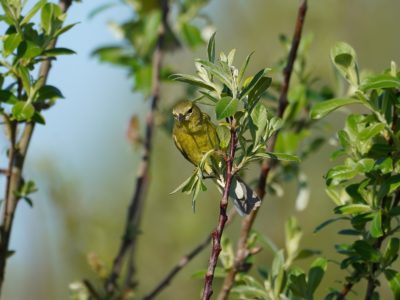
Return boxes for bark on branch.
[217,1,308,299]
[104,0,169,295]
[0,0,74,296]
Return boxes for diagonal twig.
[217,1,308,299]
[142,209,236,300]
[104,0,170,295]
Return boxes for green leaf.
[170,73,216,92]
[17,41,42,60]
[239,68,270,100]
[384,269,400,299]
[353,240,381,262]
[248,76,272,105]
[370,210,383,238]
[238,51,254,84]
[375,157,393,174]
[294,249,321,261]
[289,273,308,298]
[181,22,203,48]
[310,98,361,119]
[383,238,399,266]
[326,165,358,185]
[231,285,268,298]
[257,152,300,162]
[20,0,46,26]
[216,125,230,149]
[170,173,197,195]
[361,74,400,91]
[215,97,238,119]
[334,204,371,215]
[43,47,76,56]
[12,101,35,121]
[250,102,268,145]
[0,90,18,104]
[330,42,359,86]
[17,66,31,94]
[196,59,233,91]
[3,32,22,57]
[314,216,348,233]
[37,85,64,101]
[388,175,400,194]
[307,257,327,295]
[207,32,216,63]
[359,123,385,140]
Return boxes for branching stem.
[217,1,308,299]
[202,123,237,300]
[0,1,73,296]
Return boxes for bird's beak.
[177,114,184,123]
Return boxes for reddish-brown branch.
[217,1,308,299]
[202,126,237,300]
[142,209,236,300]
[0,0,73,296]
[104,0,169,295]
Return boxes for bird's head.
[172,100,202,125]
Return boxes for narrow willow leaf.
[370,210,383,238]
[334,204,371,215]
[170,73,216,91]
[310,98,361,119]
[358,123,385,140]
[384,269,400,299]
[216,125,230,149]
[383,238,399,265]
[239,68,270,99]
[215,97,238,119]
[361,74,400,91]
[307,257,328,295]
[259,152,300,162]
[20,0,46,26]
[353,240,381,262]
[207,32,216,63]
[3,33,22,57]
[314,217,349,233]
[238,51,254,83]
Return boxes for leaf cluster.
[171,35,299,208]
[311,42,400,299]
[92,0,212,96]
[0,0,75,122]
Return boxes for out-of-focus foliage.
[92,0,213,96]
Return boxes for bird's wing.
[173,132,191,162]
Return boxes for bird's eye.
[188,107,193,114]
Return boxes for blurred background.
[1,0,400,299]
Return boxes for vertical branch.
[217,1,308,299]
[202,124,237,300]
[0,0,73,296]
[105,0,169,295]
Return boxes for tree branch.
[142,209,236,300]
[202,123,238,300]
[104,0,169,295]
[0,0,74,296]
[217,1,308,299]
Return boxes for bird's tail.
[216,175,261,216]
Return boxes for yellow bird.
[172,100,260,215]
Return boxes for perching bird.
[172,100,260,215]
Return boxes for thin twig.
[104,0,169,295]
[83,279,102,300]
[0,0,73,296]
[142,208,236,300]
[217,1,308,299]
[202,123,238,300]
